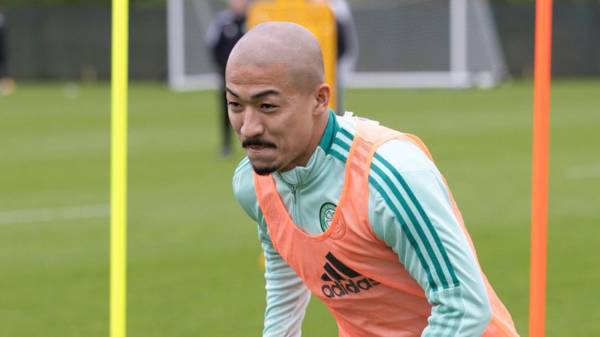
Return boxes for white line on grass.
[0,204,109,225]
[565,164,600,180]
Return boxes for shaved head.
[226,21,331,175]
[226,21,325,93]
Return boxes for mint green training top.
[232,111,492,337]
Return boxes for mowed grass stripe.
[0,204,109,225]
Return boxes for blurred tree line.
[2,0,600,6]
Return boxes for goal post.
[346,0,507,89]
[167,0,218,91]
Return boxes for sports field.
[1,80,598,336]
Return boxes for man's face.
[226,63,317,175]
[228,0,246,17]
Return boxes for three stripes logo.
[320,252,380,298]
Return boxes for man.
[206,0,247,157]
[313,0,359,113]
[228,22,519,337]
[0,9,15,96]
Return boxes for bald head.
[226,21,325,93]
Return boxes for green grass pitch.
[0,80,598,336]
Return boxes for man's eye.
[261,103,277,110]
[228,101,243,111]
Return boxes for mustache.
[242,138,277,149]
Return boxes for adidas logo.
[320,252,380,298]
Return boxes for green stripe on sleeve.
[370,164,450,290]
[339,127,354,142]
[332,137,351,152]
[369,176,439,290]
[373,153,460,288]
[329,149,347,163]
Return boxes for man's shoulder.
[333,113,433,172]
[373,135,436,174]
[215,9,236,25]
[232,156,255,197]
[206,10,234,46]
[232,157,259,221]
[338,113,434,174]
[234,156,253,176]
[367,130,447,210]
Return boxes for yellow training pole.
[110,0,128,336]
[529,0,552,337]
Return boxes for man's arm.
[259,220,311,337]
[369,140,491,337]
[232,160,311,337]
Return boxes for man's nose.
[240,108,264,138]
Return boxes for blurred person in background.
[0,9,15,96]
[206,0,248,157]
[313,0,359,114]
[228,22,519,337]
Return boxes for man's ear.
[313,83,331,115]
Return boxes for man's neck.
[279,110,333,172]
